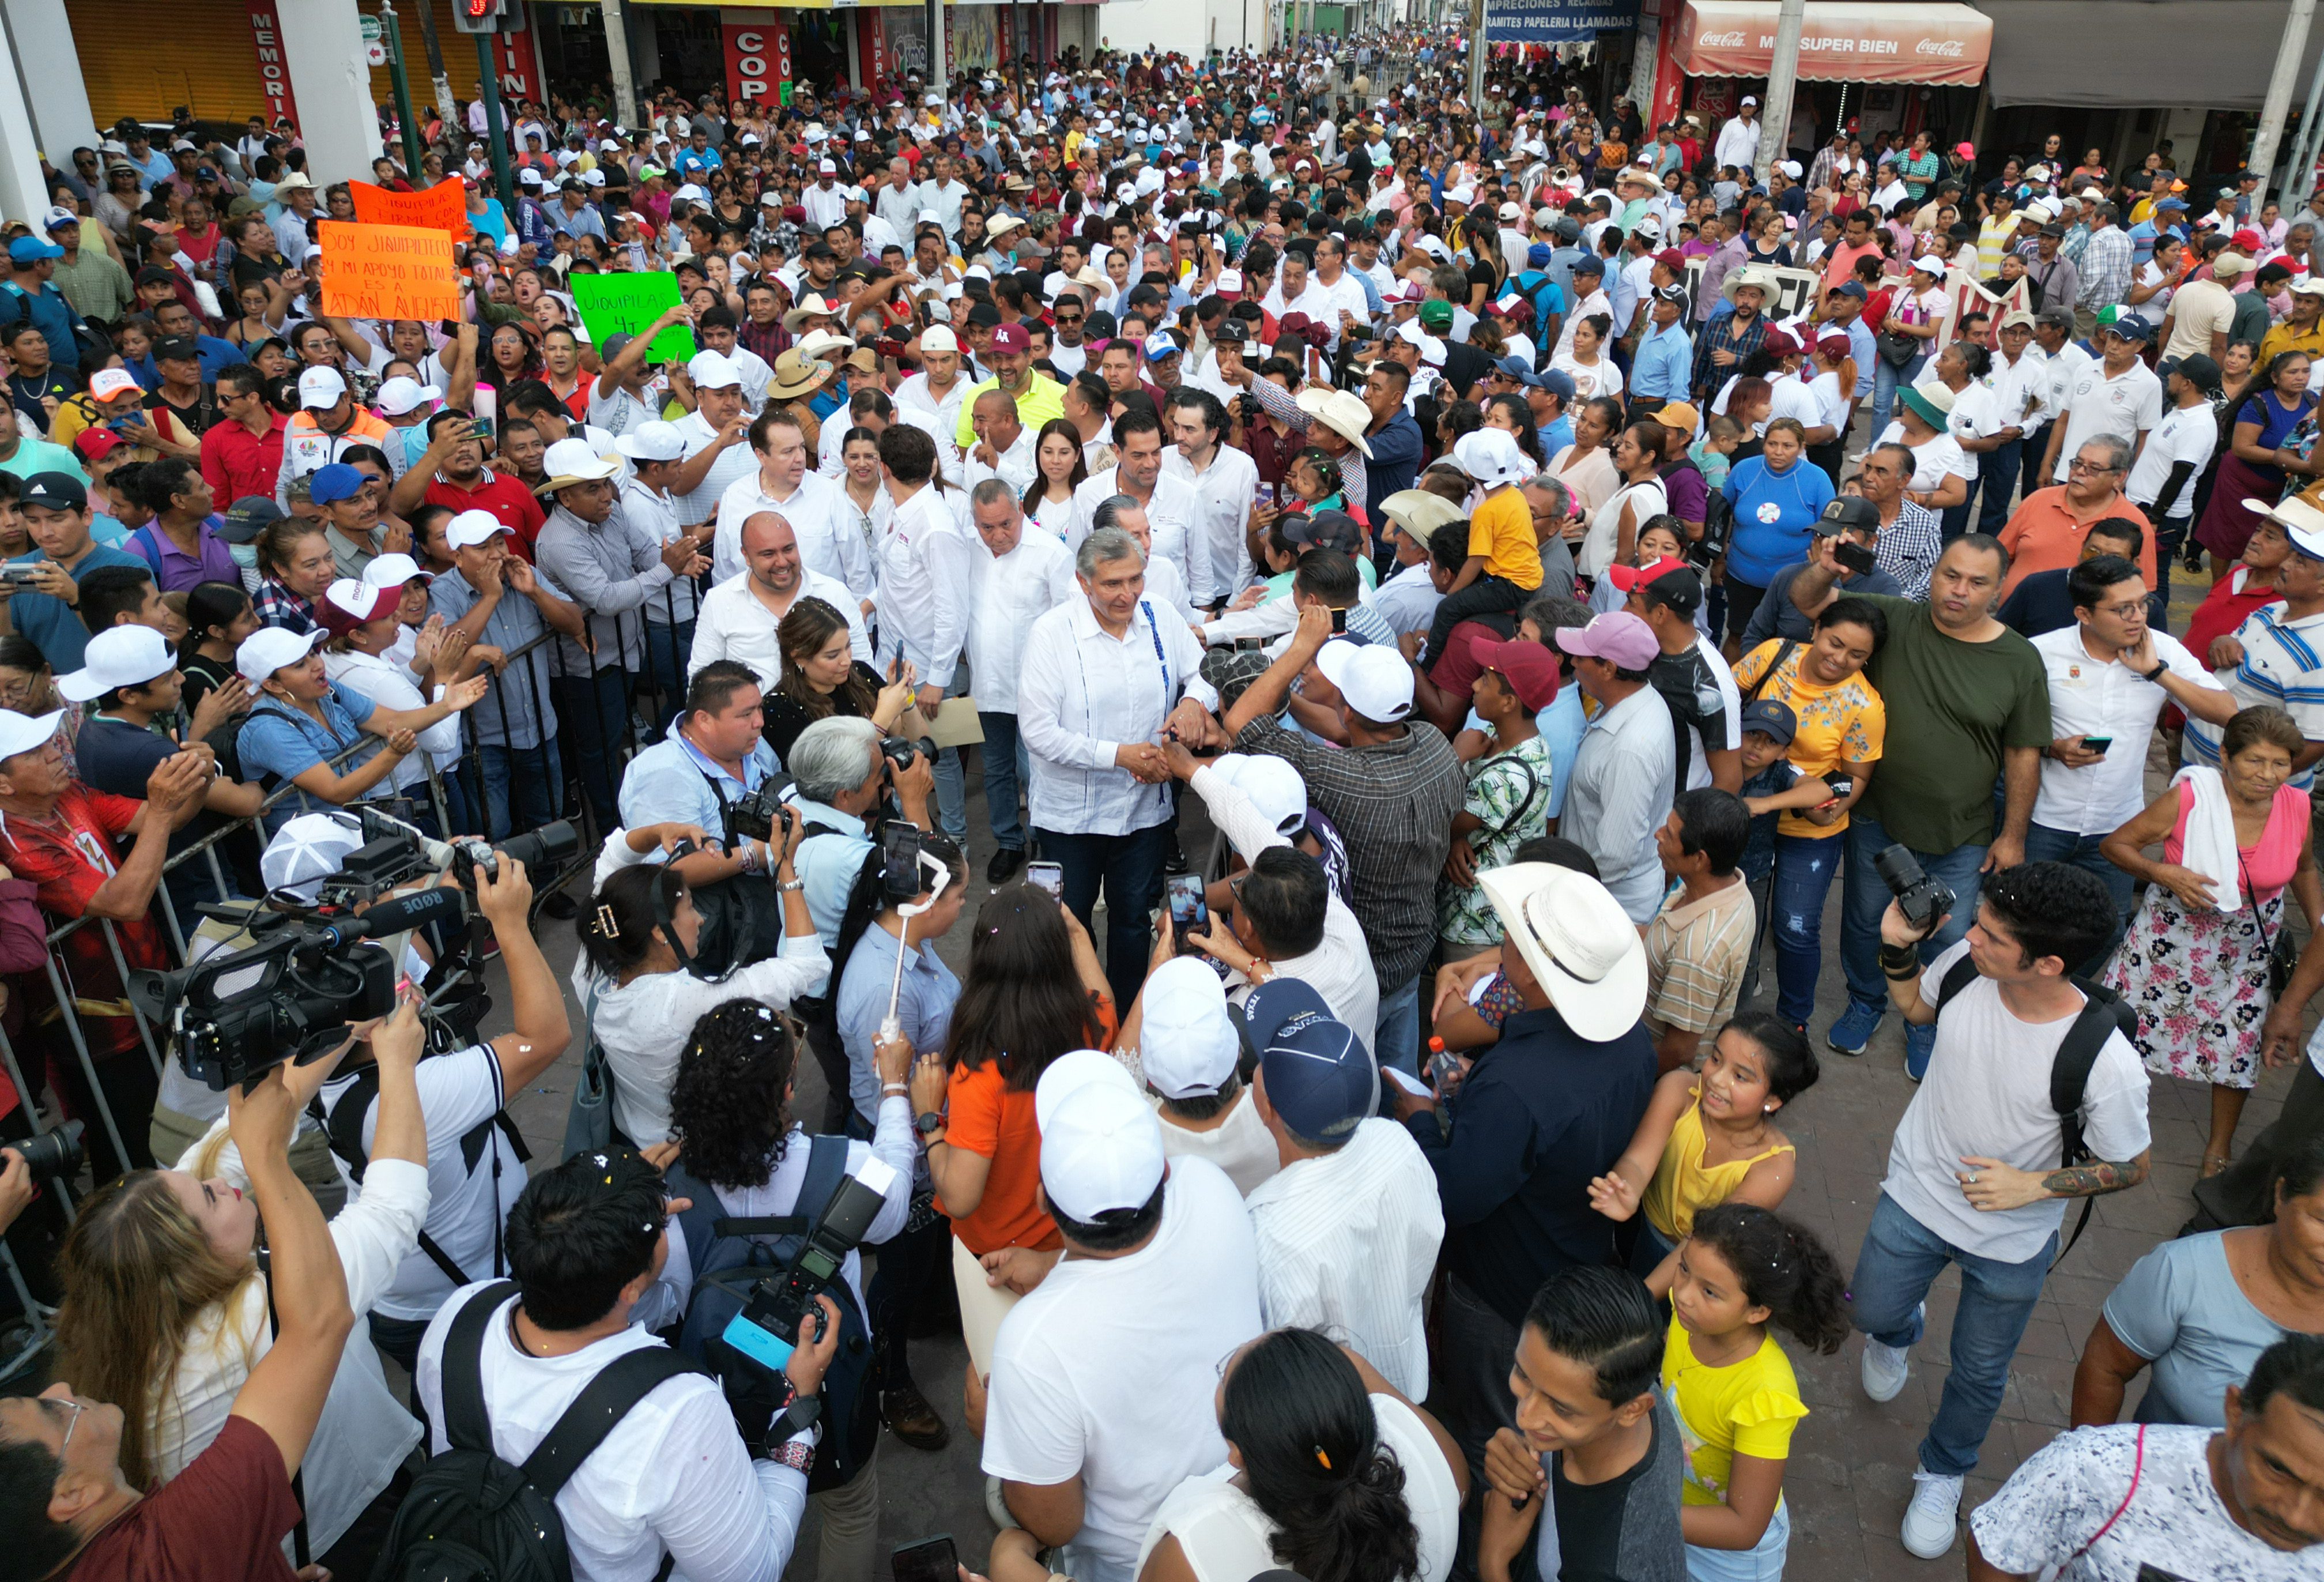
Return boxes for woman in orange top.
[908,883,1118,1387]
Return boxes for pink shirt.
[2167,780,2310,901]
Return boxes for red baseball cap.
[1607,556,1687,594]
[990,322,1031,355]
[2233,228,2266,252]
[1474,638,1561,711]
[72,428,126,464]
[1654,247,1687,272]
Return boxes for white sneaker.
[1901,1467,1964,1559]
[1861,1336,1911,1402]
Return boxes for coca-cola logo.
[1698,28,1745,45]
[1915,37,1967,55]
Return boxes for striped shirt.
[1244,1118,1445,1400]
[2186,601,2324,789]
[1645,877,1757,1037]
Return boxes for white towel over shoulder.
[2170,764,2244,914]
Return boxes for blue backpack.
[663,1139,878,1490]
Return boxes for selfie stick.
[879,850,951,1044]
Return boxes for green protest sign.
[570,273,696,364]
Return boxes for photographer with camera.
[51,993,428,1569]
[618,660,782,890]
[406,1148,840,1582]
[1849,860,2151,1559]
[784,714,939,947]
[574,808,828,1148]
[662,999,916,1582]
[0,1054,353,1582]
[310,853,568,1370]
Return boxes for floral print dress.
[2105,779,2308,1090]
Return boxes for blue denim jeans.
[550,668,632,831]
[1038,821,1174,1009]
[1974,439,2022,537]
[1848,1192,2055,1477]
[1870,349,1927,438]
[1685,1497,1790,1582]
[1375,973,1422,1078]
[2022,821,2136,975]
[1840,812,1988,1015]
[1770,832,1847,1025]
[978,710,1031,851]
[476,737,564,841]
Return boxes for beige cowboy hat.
[768,349,835,400]
[795,330,854,361]
[1295,386,1376,458]
[1379,488,1462,539]
[2246,492,2324,558]
[1478,864,1646,1042]
[1723,264,1779,304]
[783,292,840,329]
[533,436,622,496]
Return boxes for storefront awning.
[1978,1,2324,110]
[1672,0,1993,85]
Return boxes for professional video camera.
[128,885,465,1091]
[316,807,579,907]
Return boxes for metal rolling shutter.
[70,0,266,127]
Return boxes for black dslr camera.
[1876,843,1956,936]
[722,779,797,848]
[880,735,922,770]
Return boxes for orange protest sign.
[318,221,460,321]
[348,178,468,238]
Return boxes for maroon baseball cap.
[990,322,1031,355]
[1474,639,1561,711]
[1654,247,1686,272]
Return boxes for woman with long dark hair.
[910,883,1115,1378]
[763,594,911,765]
[1138,1328,1466,1582]
[177,580,259,720]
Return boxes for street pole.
[1755,0,1805,187]
[2252,0,2318,191]
[2285,47,2324,203]
[1466,0,1485,108]
[413,0,459,142]
[601,0,639,130]
[378,1,425,175]
[474,31,516,212]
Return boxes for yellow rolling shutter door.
[70,2,265,127]
[69,0,489,131]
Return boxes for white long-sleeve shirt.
[1714,115,1762,171]
[1018,594,1218,836]
[156,1138,429,1555]
[688,567,871,690]
[418,1282,809,1582]
[893,371,972,468]
[961,425,1041,498]
[1065,467,1210,605]
[967,529,1077,713]
[575,939,833,1147]
[877,479,977,689]
[1161,443,1261,600]
[324,647,461,786]
[712,466,873,598]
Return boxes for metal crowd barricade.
[0,513,709,1380]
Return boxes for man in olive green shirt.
[44,213,133,326]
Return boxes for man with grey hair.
[783,714,937,950]
[1521,474,1582,596]
[967,479,1076,882]
[1018,524,1221,1005]
[1093,494,1196,623]
[2002,435,2155,599]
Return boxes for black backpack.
[662,1143,878,1491]
[370,1282,701,1582]
[1931,956,2138,1261]
[313,1065,529,1291]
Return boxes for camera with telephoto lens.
[718,1156,900,1449]
[9,1120,84,1182]
[1876,843,1956,936]
[129,884,468,1090]
[447,819,582,890]
[722,780,797,849]
[880,735,922,770]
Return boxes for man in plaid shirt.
[1691,270,1772,404]
[2076,203,2133,340]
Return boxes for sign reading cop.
[317,222,460,321]
[724,18,793,108]
[1486,0,1642,46]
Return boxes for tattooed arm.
[1953,1150,2151,1212]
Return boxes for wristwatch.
[778,877,806,893]
[915,1110,946,1137]
[2142,660,2168,682]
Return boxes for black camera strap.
[254,1239,312,1569]
[311,1065,527,1287]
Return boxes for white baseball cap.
[235,624,326,683]
[1202,753,1307,837]
[57,624,175,703]
[1033,1047,1142,1132]
[0,708,64,764]
[920,325,960,353]
[361,552,428,590]
[375,376,440,417]
[1137,958,1241,1099]
[445,508,511,549]
[687,350,742,390]
[1315,638,1414,724]
[1040,1077,1167,1222]
[1741,95,1760,106]
[539,436,621,489]
[615,420,688,464]
[818,157,838,175]
[297,367,348,408]
[88,368,142,402]
[1453,427,1528,489]
[261,812,367,901]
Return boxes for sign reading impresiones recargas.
[1486,0,1642,47]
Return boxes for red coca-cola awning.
[1673,0,1993,85]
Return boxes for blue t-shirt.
[2240,391,2318,452]
[236,681,381,834]
[1722,454,1836,587]
[6,544,143,672]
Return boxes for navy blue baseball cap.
[1571,254,1606,277]
[1246,980,1377,1142]
[1496,353,1544,387]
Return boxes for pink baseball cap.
[1554,612,1659,672]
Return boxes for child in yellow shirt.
[1421,427,1546,665]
